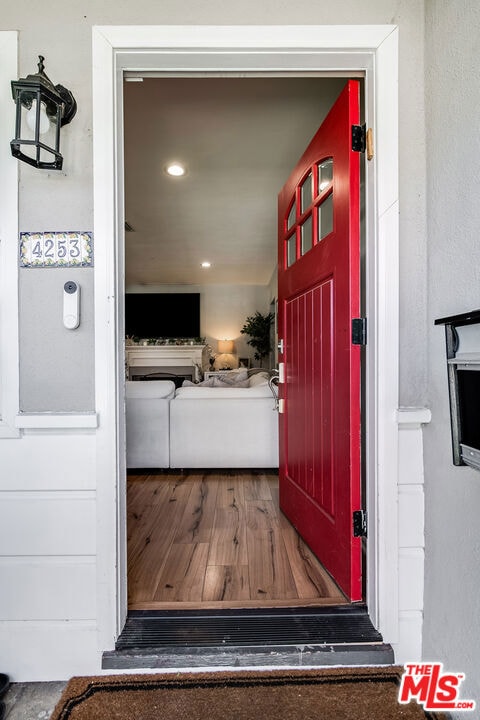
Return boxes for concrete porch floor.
[4,682,66,720]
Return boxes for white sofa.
[125,372,279,469]
[125,380,175,468]
[169,381,279,468]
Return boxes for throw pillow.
[214,370,248,386]
[248,371,269,387]
[182,377,216,387]
[212,376,250,388]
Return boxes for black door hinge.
[353,510,367,537]
[351,124,366,153]
[352,318,367,345]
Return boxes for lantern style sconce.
[10,55,77,170]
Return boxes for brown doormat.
[51,667,450,720]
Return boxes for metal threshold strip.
[103,605,394,669]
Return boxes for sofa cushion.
[174,384,274,399]
[169,396,279,468]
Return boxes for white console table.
[125,344,206,382]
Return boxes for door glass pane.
[318,194,333,241]
[318,158,333,193]
[301,172,312,212]
[287,234,297,267]
[301,215,313,256]
[287,200,296,230]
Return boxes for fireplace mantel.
[125,344,207,382]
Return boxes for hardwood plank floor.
[127,470,348,609]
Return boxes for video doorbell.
[63,280,80,329]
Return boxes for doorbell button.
[64,281,77,294]
[63,281,80,329]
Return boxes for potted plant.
[240,310,274,367]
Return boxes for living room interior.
[122,75,354,608]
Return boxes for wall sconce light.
[11,55,77,170]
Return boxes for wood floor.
[127,470,347,609]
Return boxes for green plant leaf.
[240,311,274,363]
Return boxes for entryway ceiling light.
[201,261,211,268]
[165,162,186,177]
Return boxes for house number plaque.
[19,232,93,268]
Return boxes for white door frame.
[92,25,400,653]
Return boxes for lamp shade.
[218,339,234,354]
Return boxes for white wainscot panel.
[0,492,96,555]
[397,408,431,486]
[398,548,425,611]
[0,557,96,620]
[398,429,426,485]
[0,621,99,681]
[398,485,425,548]
[394,611,423,665]
[395,407,429,662]
[0,432,96,491]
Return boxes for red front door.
[277,80,362,602]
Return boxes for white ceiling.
[123,76,346,287]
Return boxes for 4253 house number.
[20,231,93,268]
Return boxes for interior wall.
[126,283,270,362]
[423,0,480,710]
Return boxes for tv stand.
[125,344,206,382]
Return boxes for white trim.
[92,25,400,653]
[95,24,396,49]
[0,32,19,439]
[92,27,120,651]
[1,490,96,501]
[0,555,96,564]
[394,406,430,663]
[14,413,98,429]
[371,200,400,639]
[397,407,432,427]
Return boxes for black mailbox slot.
[435,309,480,470]
[457,369,480,450]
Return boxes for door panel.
[278,80,362,601]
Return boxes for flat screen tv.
[125,293,200,339]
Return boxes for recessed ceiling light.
[201,261,211,268]
[165,162,186,177]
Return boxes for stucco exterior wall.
[423,1,480,713]
[0,0,429,681]
[0,0,427,411]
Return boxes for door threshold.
[103,605,394,670]
[128,598,348,611]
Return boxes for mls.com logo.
[399,663,476,712]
